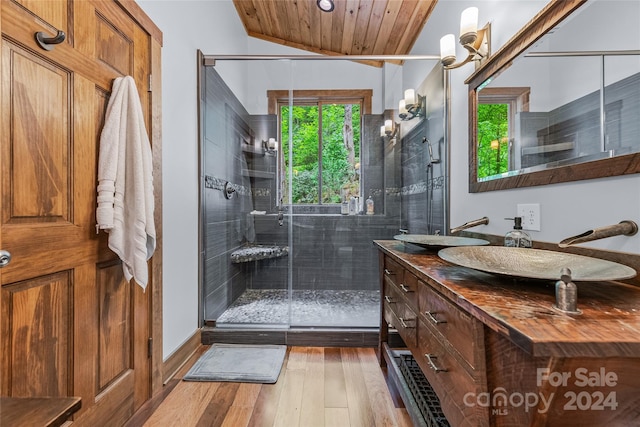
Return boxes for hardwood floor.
[128,346,412,427]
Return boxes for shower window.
[267,90,371,205]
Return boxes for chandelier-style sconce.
[399,89,424,121]
[439,7,491,70]
[380,120,399,139]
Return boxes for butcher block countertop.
[374,240,640,358]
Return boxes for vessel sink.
[393,234,490,249]
[438,246,637,281]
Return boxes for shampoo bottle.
[366,194,374,215]
[504,217,532,248]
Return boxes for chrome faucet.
[450,216,489,234]
[558,220,638,248]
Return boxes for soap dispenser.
[504,217,532,248]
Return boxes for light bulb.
[404,89,416,107]
[460,7,479,45]
[399,99,407,115]
[440,34,456,65]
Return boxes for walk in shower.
[198,53,448,343]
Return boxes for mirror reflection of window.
[477,87,530,179]
[477,103,509,178]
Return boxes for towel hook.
[35,30,66,51]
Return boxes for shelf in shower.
[230,244,289,263]
[242,169,274,179]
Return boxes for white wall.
[138,0,248,359]
[243,38,386,114]
[412,0,640,254]
[139,0,640,359]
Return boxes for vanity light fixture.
[439,7,491,70]
[317,0,334,12]
[399,88,425,121]
[380,120,399,139]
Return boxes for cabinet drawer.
[384,302,417,349]
[397,304,417,349]
[419,283,482,371]
[383,256,403,287]
[383,280,402,326]
[417,320,485,427]
[383,285,417,349]
[398,269,419,311]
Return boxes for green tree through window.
[281,103,361,204]
[477,103,509,178]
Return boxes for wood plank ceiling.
[232,0,438,66]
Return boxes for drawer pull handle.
[384,268,395,275]
[399,318,414,329]
[400,284,413,293]
[426,311,447,325]
[425,354,447,373]
[384,296,396,304]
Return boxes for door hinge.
[148,337,153,358]
[148,74,153,92]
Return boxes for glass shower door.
[202,55,446,331]
[201,58,293,329]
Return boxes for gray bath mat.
[183,343,286,383]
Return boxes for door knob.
[0,250,12,268]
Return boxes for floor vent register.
[398,354,450,427]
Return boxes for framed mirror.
[466,0,640,192]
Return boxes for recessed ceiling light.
[317,0,335,13]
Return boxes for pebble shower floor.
[215,289,380,328]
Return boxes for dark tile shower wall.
[399,122,446,236]
[248,114,401,293]
[250,214,400,292]
[202,66,257,320]
[399,90,447,236]
[519,72,640,169]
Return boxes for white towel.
[96,76,156,291]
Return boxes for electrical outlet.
[517,203,541,231]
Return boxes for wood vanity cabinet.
[376,240,640,427]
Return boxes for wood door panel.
[0,225,97,284]
[95,12,132,76]
[132,25,150,130]
[1,0,160,422]
[2,1,121,91]
[2,40,70,223]
[1,271,72,397]
[11,0,69,37]
[73,370,136,426]
[98,261,131,390]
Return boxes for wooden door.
[0,0,162,424]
